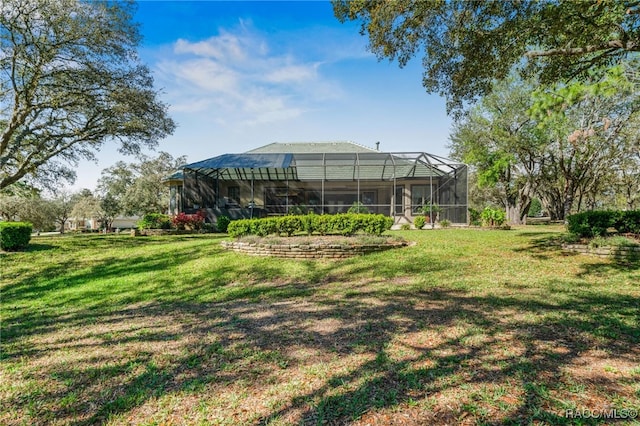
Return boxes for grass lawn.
[1,227,639,425]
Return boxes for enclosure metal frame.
[180,151,468,223]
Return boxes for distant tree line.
[0,152,185,232]
[449,65,640,223]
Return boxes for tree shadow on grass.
[3,284,639,425]
[512,231,569,260]
[514,230,640,270]
[2,234,639,425]
[259,289,638,425]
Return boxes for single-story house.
[166,142,468,225]
[65,216,139,232]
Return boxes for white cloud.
[151,23,342,125]
[174,33,247,62]
[264,63,318,83]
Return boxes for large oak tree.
[333,0,640,113]
[0,0,175,190]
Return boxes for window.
[227,186,240,204]
[362,191,376,205]
[411,185,433,214]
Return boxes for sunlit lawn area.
[1,226,639,425]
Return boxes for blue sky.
[72,0,453,190]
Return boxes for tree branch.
[526,40,639,57]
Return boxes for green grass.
[1,227,639,425]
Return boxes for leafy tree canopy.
[333,0,640,113]
[0,0,176,190]
[97,152,186,216]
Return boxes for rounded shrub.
[137,213,171,230]
[566,211,615,238]
[413,216,425,229]
[613,210,640,234]
[0,222,32,251]
[216,215,231,233]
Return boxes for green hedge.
[613,210,640,234]
[137,213,172,230]
[567,210,640,237]
[0,222,32,250]
[227,213,393,238]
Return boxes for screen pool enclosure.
[168,150,468,225]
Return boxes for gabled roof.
[248,141,377,154]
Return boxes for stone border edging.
[221,239,407,259]
[562,243,640,260]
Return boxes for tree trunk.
[506,205,524,225]
[562,193,574,220]
[505,185,532,225]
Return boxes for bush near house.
[227,213,393,238]
[137,213,172,230]
[216,215,231,233]
[172,212,205,231]
[567,210,640,238]
[0,222,32,250]
[480,207,506,227]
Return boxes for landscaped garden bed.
[563,210,640,262]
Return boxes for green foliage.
[400,224,411,231]
[421,203,442,215]
[0,1,175,190]
[276,216,301,237]
[226,219,253,238]
[529,66,631,120]
[227,214,393,238]
[481,207,507,227]
[566,211,615,238]
[567,210,640,238]
[333,1,639,115]
[439,219,451,228]
[328,214,358,236]
[527,198,542,217]
[449,76,543,223]
[613,210,640,234]
[137,213,171,230]
[347,202,370,214]
[468,208,482,226]
[299,214,315,236]
[311,214,334,236]
[287,205,308,215]
[413,216,425,229]
[216,216,231,233]
[0,222,32,250]
[98,152,186,216]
